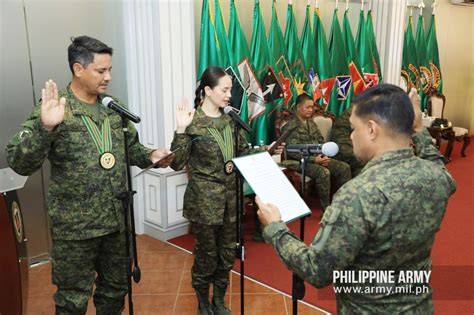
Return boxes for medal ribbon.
[81,115,112,154]
[207,125,234,162]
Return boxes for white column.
[122,0,196,239]
[370,0,407,86]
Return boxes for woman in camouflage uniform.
[171,67,263,315]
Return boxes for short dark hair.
[194,66,228,108]
[68,36,113,74]
[352,84,414,136]
[295,93,313,106]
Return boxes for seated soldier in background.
[282,93,351,211]
[331,105,366,177]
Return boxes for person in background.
[256,84,456,314]
[282,93,351,211]
[330,105,366,177]
[6,35,172,314]
[170,66,283,315]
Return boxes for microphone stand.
[292,149,310,315]
[233,123,246,315]
[118,116,141,315]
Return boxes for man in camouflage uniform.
[257,85,456,314]
[6,36,171,314]
[330,105,366,177]
[282,93,351,210]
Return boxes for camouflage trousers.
[191,220,236,290]
[52,231,128,315]
[289,159,351,210]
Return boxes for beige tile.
[23,234,330,315]
[25,296,55,315]
[124,294,175,315]
[178,270,194,294]
[173,294,198,314]
[27,272,56,297]
[136,235,181,253]
[231,273,280,295]
[184,253,195,269]
[139,251,187,271]
[28,263,51,274]
[284,296,327,315]
[230,294,288,315]
[133,270,180,295]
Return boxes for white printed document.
[233,152,311,223]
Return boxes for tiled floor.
[25,234,327,315]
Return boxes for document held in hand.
[233,152,311,223]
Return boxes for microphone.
[102,96,141,124]
[286,142,339,157]
[223,106,252,133]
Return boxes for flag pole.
[418,1,425,15]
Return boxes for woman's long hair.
[194,67,228,109]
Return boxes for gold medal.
[100,152,116,170]
[224,160,234,175]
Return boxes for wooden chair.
[427,89,470,157]
[312,108,336,142]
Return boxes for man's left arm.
[126,122,170,168]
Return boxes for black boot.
[195,287,214,315]
[211,285,232,315]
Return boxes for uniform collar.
[361,148,415,174]
[195,106,232,130]
[64,83,114,120]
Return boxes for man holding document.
[255,84,456,314]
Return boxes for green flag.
[214,0,244,112]
[355,9,379,88]
[401,15,420,93]
[229,0,250,65]
[229,0,253,144]
[269,0,294,108]
[313,7,336,110]
[366,9,383,82]
[197,0,221,79]
[285,3,308,104]
[415,14,431,110]
[426,13,443,94]
[301,3,320,103]
[342,9,366,95]
[214,0,233,69]
[249,0,283,144]
[301,3,315,70]
[328,9,352,116]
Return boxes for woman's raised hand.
[176,97,195,133]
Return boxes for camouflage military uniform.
[6,85,154,314]
[263,129,456,314]
[170,107,257,304]
[330,106,365,177]
[282,115,351,210]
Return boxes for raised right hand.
[176,97,195,133]
[40,80,66,132]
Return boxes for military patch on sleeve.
[313,206,342,251]
[18,130,31,141]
